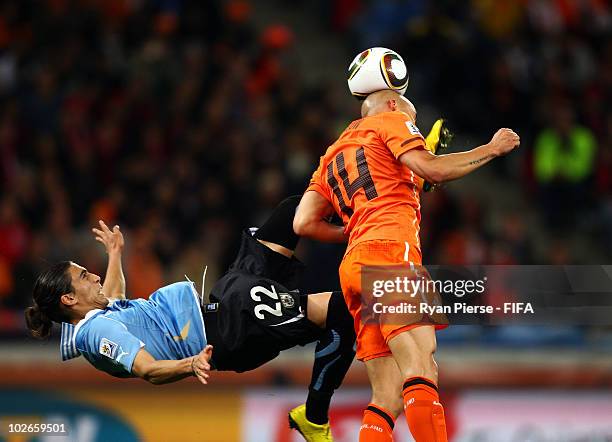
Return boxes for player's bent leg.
[360,356,403,442]
[307,291,356,414]
[247,195,307,288]
[254,195,302,254]
[387,326,448,442]
[290,291,356,442]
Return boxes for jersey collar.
[59,303,112,361]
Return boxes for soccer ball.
[347,47,409,99]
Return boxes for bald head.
[360,90,416,120]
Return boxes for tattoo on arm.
[468,155,494,166]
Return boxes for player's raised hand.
[92,220,125,255]
[489,128,520,157]
[192,345,213,385]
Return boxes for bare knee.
[403,347,438,382]
[388,327,439,383]
[305,292,332,328]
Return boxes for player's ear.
[60,293,77,307]
[387,99,397,111]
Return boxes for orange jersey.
[307,111,426,254]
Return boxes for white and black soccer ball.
[347,47,409,99]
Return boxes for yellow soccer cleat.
[423,118,454,191]
[288,404,333,442]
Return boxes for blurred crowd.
[0,0,345,325]
[0,0,611,336]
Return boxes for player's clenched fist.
[489,128,520,156]
[192,345,213,385]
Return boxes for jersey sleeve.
[378,112,426,159]
[306,157,331,202]
[79,316,145,374]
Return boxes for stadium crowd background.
[0,0,610,347]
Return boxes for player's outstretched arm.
[132,345,213,385]
[294,191,347,243]
[93,220,126,300]
[399,128,520,184]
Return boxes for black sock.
[306,291,356,424]
[254,195,301,251]
[305,390,334,425]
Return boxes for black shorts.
[204,231,322,372]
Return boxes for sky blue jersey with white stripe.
[60,281,206,378]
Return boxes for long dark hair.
[24,261,73,339]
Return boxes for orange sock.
[359,403,395,442]
[402,377,448,442]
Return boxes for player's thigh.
[225,231,304,290]
[387,325,438,379]
[340,245,415,362]
[364,355,404,417]
[340,253,391,361]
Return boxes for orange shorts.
[339,240,446,361]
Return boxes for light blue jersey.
[60,281,206,378]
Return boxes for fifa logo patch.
[405,121,421,135]
[279,293,295,309]
[99,338,118,359]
